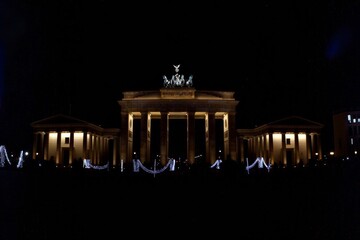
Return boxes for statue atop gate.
[163,64,193,88]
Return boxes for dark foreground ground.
[0,161,359,240]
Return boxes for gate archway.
[119,88,238,165]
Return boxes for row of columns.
[120,111,237,164]
[237,132,322,165]
[33,131,115,166]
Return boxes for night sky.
[1,0,360,154]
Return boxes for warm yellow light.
[330,152,334,155]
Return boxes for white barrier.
[83,159,109,170]
[133,159,176,175]
[246,157,271,174]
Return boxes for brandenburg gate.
[118,65,239,165]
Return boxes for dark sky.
[1,0,360,154]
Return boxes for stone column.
[88,133,93,161]
[249,138,254,160]
[69,131,74,165]
[147,113,151,162]
[269,133,274,165]
[263,134,268,161]
[140,112,148,162]
[207,112,216,164]
[295,132,300,164]
[56,131,61,165]
[160,112,169,165]
[281,133,286,165]
[205,114,209,163]
[98,136,102,164]
[187,112,195,164]
[248,138,253,160]
[128,114,134,162]
[228,112,237,161]
[310,133,315,160]
[255,136,259,157]
[43,132,49,161]
[93,135,97,164]
[101,136,105,164]
[96,135,99,163]
[99,136,103,164]
[259,135,263,157]
[82,131,88,159]
[120,112,129,163]
[306,133,311,162]
[223,113,229,159]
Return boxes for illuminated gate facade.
[118,88,238,165]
